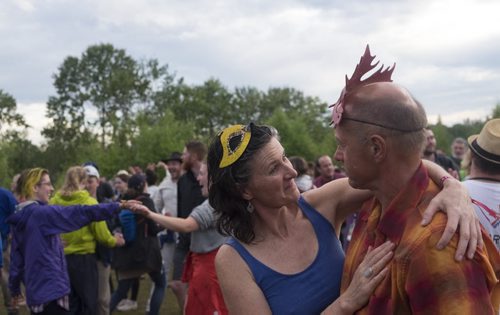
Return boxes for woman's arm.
[302,178,371,233]
[422,159,482,261]
[304,161,481,261]
[215,245,273,315]
[215,241,394,315]
[134,206,199,233]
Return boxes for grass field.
[1,275,182,315]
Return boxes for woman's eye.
[269,165,278,174]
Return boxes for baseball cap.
[84,165,100,178]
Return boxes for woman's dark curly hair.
[208,123,273,244]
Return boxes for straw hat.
[467,118,500,164]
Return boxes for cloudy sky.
[1,0,499,144]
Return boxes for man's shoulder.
[313,176,326,187]
[435,153,458,170]
[393,185,448,254]
[178,170,196,184]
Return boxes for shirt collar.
[361,162,430,243]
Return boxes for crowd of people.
[0,45,499,315]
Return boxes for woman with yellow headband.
[6,168,148,315]
[206,123,479,314]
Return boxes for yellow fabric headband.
[219,124,252,168]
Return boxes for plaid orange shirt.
[341,163,500,314]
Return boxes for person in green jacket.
[50,166,125,315]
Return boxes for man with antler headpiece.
[334,46,500,314]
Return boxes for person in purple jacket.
[0,187,17,315]
[6,168,148,315]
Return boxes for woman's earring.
[246,202,254,213]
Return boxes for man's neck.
[373,159,421,212]
[190,161,201,178]
[469,165,500,181]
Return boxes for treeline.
[0,43,336,186]
[1,43,499,187]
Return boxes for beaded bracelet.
[440,175,452,188]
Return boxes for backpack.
[118,210,136,243]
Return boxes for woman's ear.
[237,183,253,201]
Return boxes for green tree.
[231,86,264,123]
[43,43,166,150]
[0,89,28,133]
[0,134,42,187]
[0,90,33,187]
[265,109,334,161]
[491,103,500,119]
[170,78,234,138]
[41,43,169,175]
[130,111,196,165]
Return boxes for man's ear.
[369,135,387,162]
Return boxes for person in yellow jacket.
[50,166,125,315]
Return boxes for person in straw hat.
[463,118,500,251]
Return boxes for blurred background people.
[462,119,500,251]
[110,174,165,315]
[0,187,18,315]
[135,161,228,314]
[289,156,314,192]
[313,155,345,188]
[422,128,460,178]
[7,168,139,315]
[50,166,125,315]
[149,151,183,312]
[171,141,207,309]
[450,137,468,166]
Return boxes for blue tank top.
[226,196,345,314]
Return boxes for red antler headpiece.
[330,45,395,127]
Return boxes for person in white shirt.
[463,118,500,250]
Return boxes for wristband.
[439,175,451,188]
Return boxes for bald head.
[344,83,426,130]
[341,82,427,156]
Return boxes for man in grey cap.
[149,152,184,310]
[463,118,500,250]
